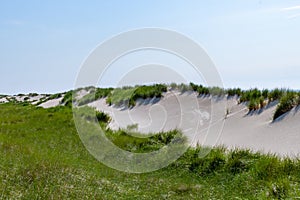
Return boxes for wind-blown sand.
[88,91,300,157]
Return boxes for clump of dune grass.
[273,91,299,120]
[106,84,167,107]
[226,88,242,97]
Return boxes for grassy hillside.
[1,102,300,199]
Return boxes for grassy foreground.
[1,103,300,199]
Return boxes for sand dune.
[89,91,300,157]
[4,89,298,156]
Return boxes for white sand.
[30,95,46,104]
[0,97,8,103]
[87,91,300,156]
[39,97,63,108]
[9,94,45,104]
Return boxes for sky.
[1,0,300,94]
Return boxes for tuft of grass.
[268,88,285,102]
[273,91,298,120]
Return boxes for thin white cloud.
[282,5,300,11]
[280,5,300,19]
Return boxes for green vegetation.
[226,88,242,97]
[273,91,299,120]
[188,83,300,119]
[105,129,184,153]
[61,90,73,107]
[77,88,113,106]
[1,103,300,199]
[28,93,39,97]
[106,84,167,107]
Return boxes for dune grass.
[187,83,300,119]
[20,83,300,122]
[1,102,300,199]
[77,88,113,106]
[106,84,167,107]
[273,91,299,120]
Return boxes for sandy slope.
[88,91,300,157]
[39,97,63,108]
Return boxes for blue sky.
[1,1,300,94]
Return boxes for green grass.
[106,84,167,107]
[1,103,300,199]
[273,91,299,120]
